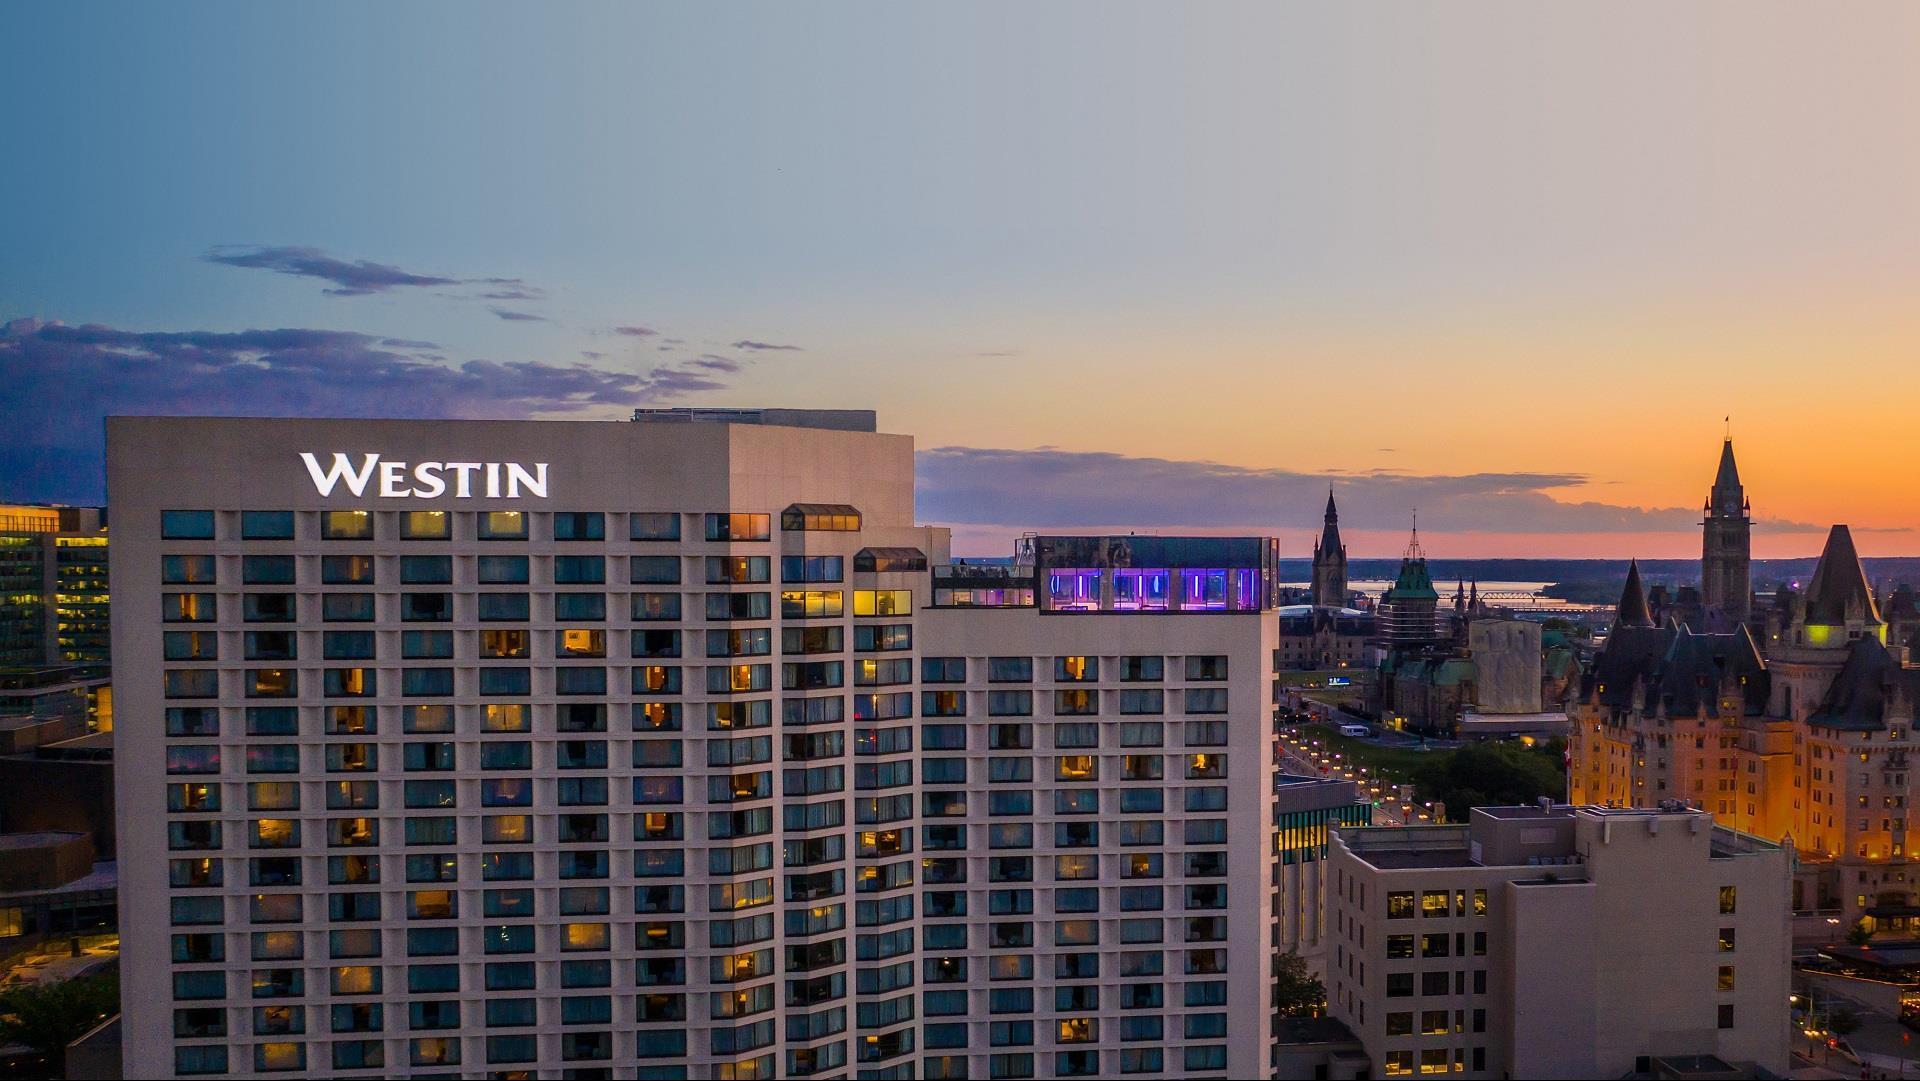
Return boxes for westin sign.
[300,452,550,499]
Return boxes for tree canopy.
[0,972,119,1079]
[1274,950,1326,1018]
[1412,741,1565,821]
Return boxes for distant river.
[1277,580,1609,612]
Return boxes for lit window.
[853,589,911,617]
[400,511,449,539]
[559,629,606,657]
[321,510,373,540]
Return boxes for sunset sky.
[6,2,1920,558]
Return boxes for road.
[1277,728,1411,827]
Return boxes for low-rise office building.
[1325,803,1790,1079]
[0,503,110,671]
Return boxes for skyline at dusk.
[8,2,1920,558]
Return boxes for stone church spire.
[1311,487,1348,608]
[1701,436,1752,625]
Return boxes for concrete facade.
[110,415,1291,1080]
[1325,804,1791,1079]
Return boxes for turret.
[1615,559,1654,629]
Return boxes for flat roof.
[0,830,87,850]
[631,407,878,432]
[1361,850,1481,869]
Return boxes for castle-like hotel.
[1569,439,1920,930]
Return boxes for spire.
[1454,578,1466,613]
[1316,488,1343,558]
[1804,524,1882,627]
[1715,437,1741,491]
[1310,486,1348,609]
[1404,511,1425,562]
[1615,559,1654,629]
[1706,437,1747,519]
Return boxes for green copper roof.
[1384,557,1438,601]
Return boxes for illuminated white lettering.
[447,463,481,498]
[299,452,380,497]
[505,462,548,499]
[411,462,446,498]
[377,460,411,497]
[298,454,548,499]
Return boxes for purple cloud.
[731,339,802,351]
[0,316,746,503]
[473,278,546,302]
[490,308,547,322]
[916,445,1825,538]
[613,325,658,337]
[205,245,461,296]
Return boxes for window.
[322,510,373,539]
[1183,688,1228,714]
[556,592,606,620]
[162,554,216,584]
[630,512,680,540]
[707,556,771,584]
[705,513,770,541]
[163,593,216,623]
[854,589,911,616]
[1387,891,1415,919]
[240,510,295,539]
[478,555,530,584]
[989,657,1033,683]
[781,504,861,531]
[554,555,605,584]
[553,512,604,540]
[779,590,841,619]
[631,555,682,584]
[319,555,373,585]
[560,629,606,657]
[1055,690,1098,716]
[782,555,844,583]
[478,511,527,540]
[400,511,450,539]
[479,593,530,621]
[1055,656,1098,682]
[1717,1003,1735,1029]
[989,691,1032,716]
[161,510,215,539]
[1719,885,1737,914]
[632,592,682,621]
[1184,655,1229,680]
[923,657,967,683]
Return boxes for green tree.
[1411,741,1565,821]
[1827,1002,1862,1036]
[1274,950,1326,1018]
[0,972,119,1079]
[1846,919,1873,947]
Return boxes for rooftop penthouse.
[931,534,1281,612]
[1336,802,1782,874]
